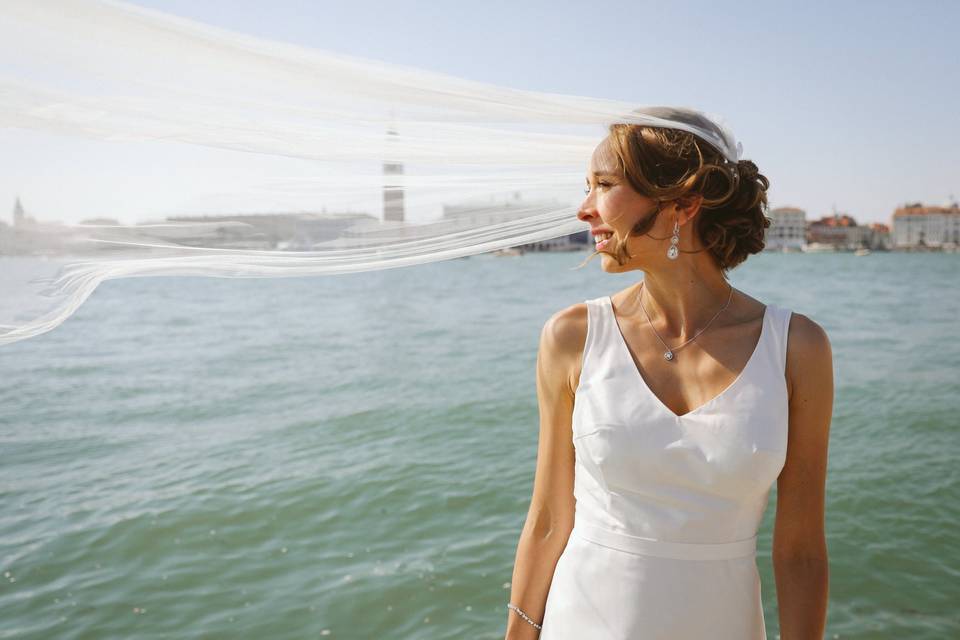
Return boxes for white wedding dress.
[539,295,792,639]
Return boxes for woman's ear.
[675,194,704,224]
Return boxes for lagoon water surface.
[1,251,958,639]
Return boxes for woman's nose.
[577,199,597,223]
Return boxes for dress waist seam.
[572,522,757,560]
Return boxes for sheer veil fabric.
[0,0,744,346]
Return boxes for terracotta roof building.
[808,213,871,249]
[891,203,960,247]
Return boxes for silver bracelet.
[507,603,543,630]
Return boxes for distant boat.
[802,242,836,253]
[493,247,524,257]
[854,248,871,256]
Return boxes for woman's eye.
[583,182,611,195]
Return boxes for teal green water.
[1,251,958,639]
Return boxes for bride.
[505,107,832,639]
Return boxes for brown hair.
[579,108,770,276]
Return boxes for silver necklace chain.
[636,281,734,362]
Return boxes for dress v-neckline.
[605,295,770,420]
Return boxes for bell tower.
[383,127,405,223]
[13,197,25,226]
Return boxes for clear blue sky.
[6,0,959,225]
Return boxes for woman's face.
[577,137,661,271]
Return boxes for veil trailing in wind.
[0,0,744,346]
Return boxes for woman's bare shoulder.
[785,312,832,358]
[539,302,590,394]
[541,302,588,353]
[784,311,833,398]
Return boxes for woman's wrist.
[507,602,543,630]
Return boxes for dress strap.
[580,298,601,379]
[766,304,794,376]
[579,297,616,383]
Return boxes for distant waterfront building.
[521,231,589,252]
[1,198,82,255]
[765,207,806,251]
[166,212,375,250]
[891,203,960,248]
[443,192,587,251]
[808,212,870,250]
[866,222,891,250]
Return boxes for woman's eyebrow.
[590,171,618,178]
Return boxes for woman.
[505,108,832,639]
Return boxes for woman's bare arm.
[773,313,833,639]
[504,305,584,639]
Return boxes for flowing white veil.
[0,0,744,346]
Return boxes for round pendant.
[663,350,674,361]
[667,245,679,260]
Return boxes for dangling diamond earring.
[667,218,680,260]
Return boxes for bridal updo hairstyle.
[586,108,770,275]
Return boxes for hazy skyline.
[3,0,958,225]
